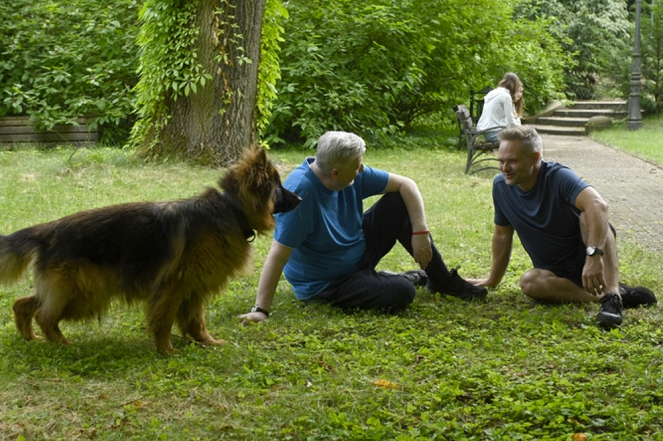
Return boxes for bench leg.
[465,145,475,174]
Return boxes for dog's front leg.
[177,295,227,347]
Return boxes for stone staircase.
[528,100,627,136]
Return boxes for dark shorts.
[538,224,616,287]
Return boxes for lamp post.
[627,0,643,130]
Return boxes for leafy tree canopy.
[265,0,569,148]
[641,0,663,112]
[515,0,631,99]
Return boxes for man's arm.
[574,186,613,294]
[238,240,293,323]
[382,173,432,269]
[470,224,514,288]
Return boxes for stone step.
[527,124,586,136]
[568,100,626,110]
[536,116,589,127]
[527,100,628,136]
[553,108,626,119]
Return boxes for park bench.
[456,86,492,148]
[453,104,504,174]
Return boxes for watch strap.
[587,246,604,256]
[250,305,270,317]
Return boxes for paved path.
[541,134,663,253]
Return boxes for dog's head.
[220,147,301,232]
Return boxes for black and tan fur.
[0,148,300,355]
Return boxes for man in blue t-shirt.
[470,125,655,328]
[239,131,486,322]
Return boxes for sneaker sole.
[440,291,489,301]
[596,312,622,329]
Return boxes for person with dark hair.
[476,72,524,142]
[470,125,656,328]
[239,131,486,322]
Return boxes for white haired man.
[240,131,486,322]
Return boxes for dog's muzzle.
[273,186,301,214]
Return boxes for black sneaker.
[426,266,488,300]
[596,292,623,329]
[619,283,657,309]
[401,270,428,287]
[378,270,428,287]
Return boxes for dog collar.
[223,193,256,242]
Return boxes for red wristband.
[412,230,430,236]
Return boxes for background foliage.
[265,0,569,148]
[641,0,663,114]
[515,0,631,100]
[257,0,289,139]
[0,0,140,145]
[3,0,663,151]
[128,0,212,153]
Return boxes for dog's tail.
[0,231,39,285]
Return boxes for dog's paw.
[195,336,227,347]
[205,338,227,347]
[156,345,179,356]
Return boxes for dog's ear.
[253,147,268,167]
[220,146,271,192]
[244,147,269,179]
[239,146,268,172]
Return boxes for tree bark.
[142,0,265,166]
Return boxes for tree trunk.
[141,0,265,166]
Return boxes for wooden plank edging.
[0,116,99,145]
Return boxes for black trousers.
[314,192,452,312]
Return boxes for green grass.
[1,141,662,440]
[591,112,663,164]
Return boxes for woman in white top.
[476,72,524,142]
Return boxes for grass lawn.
[0,140,662,440]
[591,112,663,165]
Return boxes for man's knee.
[363,191,409,232]
[378,192,406,212]
[519,270,545,299]
[519,271,535,297]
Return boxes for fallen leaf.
[372,379,399,390]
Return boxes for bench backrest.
[470,86,493,121]
[454,105,475,133]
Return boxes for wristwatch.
[250,305,270,317]
[586,246,604,257]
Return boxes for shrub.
[516,0,631,100]
[642,0,663,114]
[0,0,141,145]
[265,0,568,148]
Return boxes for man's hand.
[582,257,605,295]
[466,278,493,288]
[238,311,268,324]
[411,234,432,269]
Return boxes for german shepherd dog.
[0,148,300,355]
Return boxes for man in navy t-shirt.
[470,125,655,328]
[239,131,486,322]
